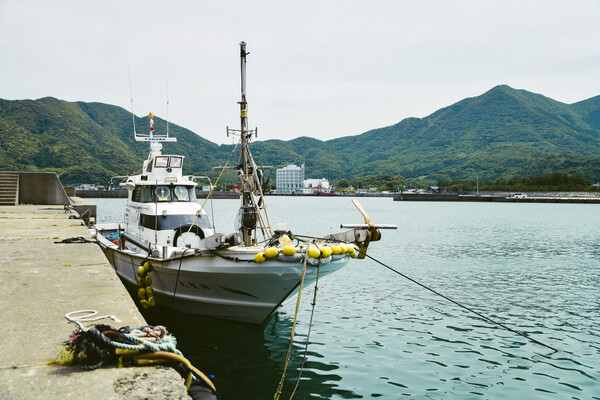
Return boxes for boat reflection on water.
[139,305,358,399]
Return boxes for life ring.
[173,224,205,247]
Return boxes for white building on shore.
[304,178,330,194]
[275,163,305,193]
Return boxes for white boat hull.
[96,229,349,324]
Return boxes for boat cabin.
[123,151,213,249]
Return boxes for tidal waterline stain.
[93,197,600,399]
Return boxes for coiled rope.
[109,332,182,355]
[64,318,218,396]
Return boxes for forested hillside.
[1,85,600,185]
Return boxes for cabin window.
[132,186,155,203]
[134,185,194,202]
[155,186,171,202]
[132,187,142,202]
[155,156,169,168]
[173,186,189,201]
[170,157,183,168]
[141,186,154,202]
[154,156,182,168]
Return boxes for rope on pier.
[64,320,218,398]
[64,311,217,397]
[65,310,121,331]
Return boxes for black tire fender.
[172,224,205,247]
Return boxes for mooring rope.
[288,243,323,399]
[274,247,310,400]
[293,232,557,353]
[171,248,192,308]
[360,250,558,353]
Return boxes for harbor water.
[92,197,600,399]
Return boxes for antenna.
[166,71,170,136]
[128,67,137,135]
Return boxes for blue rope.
[110,333,182,356]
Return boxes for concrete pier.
[0,205,189,399]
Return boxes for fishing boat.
[93,42,396,324]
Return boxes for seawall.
[393,192,600,203]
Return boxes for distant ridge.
[1,85,600,184]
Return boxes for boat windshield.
[133,185,196,203]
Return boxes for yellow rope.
[273,248,309,400]
[134,351,217,392]
[288,244,321,399]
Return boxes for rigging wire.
[166,71,170,136]
[128,67,137,135]
[360,250,558,353]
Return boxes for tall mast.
[239,41,251,245]
[226,41,273,246]
[240,41,249,181]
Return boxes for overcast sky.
[1,1,599,144]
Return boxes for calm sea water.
[92,197,600,399]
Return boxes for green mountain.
[1,85,600,185]
[248,85,600,181]
[0,97,225,183]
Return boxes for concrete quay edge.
[0,204,189,400]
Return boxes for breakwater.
[394,192,600,203]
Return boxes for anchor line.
[291,233,557,353]
[360,251,558,353]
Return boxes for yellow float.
[282,245,296,256]
[264,247,279,258]
[320,246,332,258]
[307,246,320,258]
[255,252,266,263]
